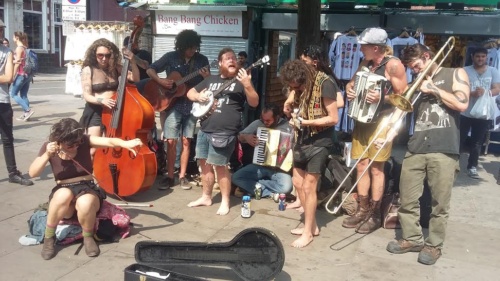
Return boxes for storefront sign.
[155,11,242,37]
[62,0,87,21]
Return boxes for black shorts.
[49,180,106,210]
[80,103,103,128]
[293,146,329,174]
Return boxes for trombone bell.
[388,94,413,112]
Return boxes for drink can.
[241,195,251,218]
[254,183,262,200]
[278,193,286,211]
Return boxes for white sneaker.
[23,110,35,121]
[467,167,480,179]
[15,114,26,121]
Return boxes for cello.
[93,16,157,197]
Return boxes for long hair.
[82,38,121,73]
[175,29,201,53]
[49,118,84,144]
[280,59,317,114]
[302,45,341,86]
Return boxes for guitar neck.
[175,64,208,86]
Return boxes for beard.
[219,65,238,78]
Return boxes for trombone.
[325,37,456,214]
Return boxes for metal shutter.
[153,35,248,77]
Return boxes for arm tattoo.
[388,64,398,76]
[454,69,469,87]
[453,90,468,103]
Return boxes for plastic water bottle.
[278,193,286,211]
[241,195,251,218]
[254,183,262,200]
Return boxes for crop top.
[38,135,93,181]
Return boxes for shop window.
[277,31,295,76]
[54,3,62,23]
[0,0,4,23]
[23,0,44,49]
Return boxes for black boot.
[9,171,34,186]
[356,200,382,234]
[342,195,370,228]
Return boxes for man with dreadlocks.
[281,59,339,248]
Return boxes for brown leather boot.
[356,200,382,234]
[41,236,56,260]
[83,236,100,257]
[342,195,370,228]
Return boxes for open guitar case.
[124,227,285,281]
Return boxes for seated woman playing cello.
[28,118,143,260]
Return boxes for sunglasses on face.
[96,53,112,59]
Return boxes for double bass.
[93,16,157,197]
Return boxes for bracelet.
[97,98,103,104]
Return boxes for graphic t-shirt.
[195,75,247,135]
[409,67,461,155]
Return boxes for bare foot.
[187,197,212,207]
[291,234,314,248]
[286,200,302,210]
[216,204,230,216]
[290,227,320,236]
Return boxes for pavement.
[1,80,500,281]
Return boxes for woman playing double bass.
[79,38,140,156]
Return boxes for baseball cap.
[0,20,5,28]
[358,27,387,45]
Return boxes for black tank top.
[408,67,461,155]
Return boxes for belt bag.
[209,133,236,148]
[382,193,401,229]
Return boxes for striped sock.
[82,229,94,237]
[45,224,56,239]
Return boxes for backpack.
[24,48,39,75]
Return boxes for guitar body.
[142,71,187,112]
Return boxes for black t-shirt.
[195,75,246,135]
[135,49,152,80]
[297,77,338,147]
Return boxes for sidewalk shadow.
[13,112,77,131]
[126,208,183,236]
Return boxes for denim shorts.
[163,108,196,139]
[195,130,235,166]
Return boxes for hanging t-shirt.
[487,48,499,68]
[329,35,363,80]
[391,36,418,83]
[194,75,247,135]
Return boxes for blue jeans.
[163,108,196,139]
[10,74,32,112]
[232,164,292,197]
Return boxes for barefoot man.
[186,48,258,215]
[281,59,339,247]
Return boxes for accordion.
[348,71,388,123]
[252,127,293,172]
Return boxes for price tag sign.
[62,0,87,21]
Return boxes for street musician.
[343,27,408,234]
